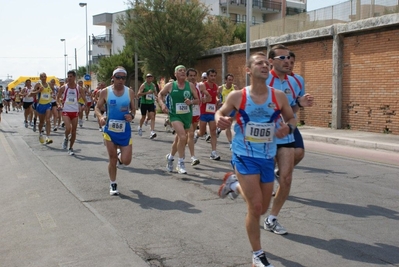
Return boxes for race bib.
[85,96,91,102]
[192,104,200,116]
[176,103,190,114]
[65,97,76,105]
[146,94,153,101]
[41,94,50,100]
[205,103,216,113]
[108,119,126,133]
[244,122,275,143]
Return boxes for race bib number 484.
[245,122,275,143]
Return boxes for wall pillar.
[331,27,343,129]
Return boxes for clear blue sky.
[0,0,345,81]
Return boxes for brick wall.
[194,28,399,135]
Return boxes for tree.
[96,51,135,86]
[234,23,246,43]
[118,0,236,79]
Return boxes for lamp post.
[79,2,88,75]
[60,39,67,80]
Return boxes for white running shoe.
[166,154,174,172]
[150,131,157,139]
[253,252,274,267]
[264,218,287,235]
[176,161,187,174]
[190,156,200,166]
[68,148,75,156]
[210,151,221,160]
[138,126,142,136]
[218,172,238,198]
[110,183,119,195]
[62,138,68,150]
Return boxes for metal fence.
[250,0,399,40]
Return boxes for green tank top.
[169,81,192,117]
[140,82,155,104]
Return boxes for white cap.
[201,72,207,78]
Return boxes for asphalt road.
[1,111,398,267]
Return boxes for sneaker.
[68,148,75,156]
[144,120,148,126]
[193,130,199,144]
[61,122,65,128]
[205,134,211,142]
[150,131,157,139]
[229,143,232,150]
[190,156,200,166]
[45,138,53,144]
[210,151,221,160]
[99,127,103,132]
[85,116,88,121]
[53,127,57,132]
[228,191,239,200]
[264,218,287,235]
[117,148,123,168]
[79,119,83,127]
[216,127,221,138]
[218,172,238,198]
[39,134,45,144]
[176,161,187,174]
[274,169,280,180]
[62,138,68,149]
[110,183,119,195]
[30,122,33,127]
[138,127,142,136]
[172,129,176,135]
[24,121,28,128]
[166,154,174,172]
[253,252,274,267]
[33,124,37,132]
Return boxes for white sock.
[110,181,116,185]
[168,154,174,160]
[178,158,184,163]
[253,249,264,257]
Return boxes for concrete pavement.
[0,112,397,267]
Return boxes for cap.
[146,73,153,77]
[201,72,207,78]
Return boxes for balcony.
[92,55,109,65]
[92,34,112,47]
[220,0,282,13]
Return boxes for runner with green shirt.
[137,73,157,139]
[158,65,199,174]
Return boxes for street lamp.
[60,39,67,80]
[79,2,89,75]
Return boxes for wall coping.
[201,13,399,57]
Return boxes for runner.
[217,73,239,149]
[49,79,59,131]
[14,88,22,112]
[137,73,157,139]
[3,87,11,113]
[30,73,53,144]
[20,79,34,128]
[216,52,296,267]
[57,70,86,155]
[84,85,92,121]
[77,80,85,128]
[194,68,221,160]
[158,65,199,174]
[95,66,135,195]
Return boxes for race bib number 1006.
[244,122,275,143]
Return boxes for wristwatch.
[287,123,294,134]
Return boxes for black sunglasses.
[114,75,127,80]
[273,55,291,60]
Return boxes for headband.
[174,65,186,72]
[113,68,127,76]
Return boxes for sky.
[0,0,345,82]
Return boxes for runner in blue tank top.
[95,66,136,196]
[215,52,296,267]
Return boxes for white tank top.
[23,87,34,102]
[62,85,79,112]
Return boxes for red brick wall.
[342,30,399,134]
[194,28,399,135]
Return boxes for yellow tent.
[7,76,60,89]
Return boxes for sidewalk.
[298,126,399,153]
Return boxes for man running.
[31,73,53,144]
[158,65,199,174]
[216,52,296,267]
[95,66,135,195]
[57,70,86,155]
[20,80,34,128]
[137,73,157,139]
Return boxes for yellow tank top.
[38,83,52,104]
[221,84,234,104]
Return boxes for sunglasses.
[114,75,127,80]
[273,55,291,60]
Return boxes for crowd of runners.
[1,44,314,267]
